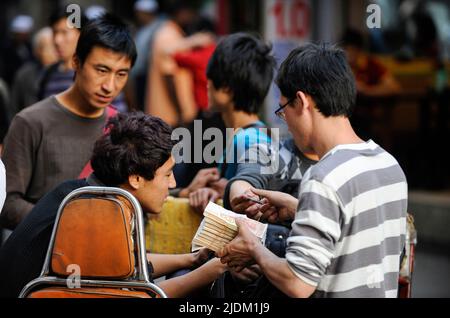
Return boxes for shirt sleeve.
[285,179,342,286]
[0,115,38,229]
[223,140,281,209]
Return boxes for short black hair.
[91,112,175,186]
[206,33,275,114]
[276,43,356,118]
[49,6,88,29]
[75,13,137,67]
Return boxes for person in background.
[0,15,34,87]
[144,0,198,127]
[184,33,276,214]
[38,7,128,113]
[37,7,87,100]
[131,0,166,109]
[10,27,58,115]
[168,19,226,188]
[0,14,135,230]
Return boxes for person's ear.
[72,55,80,71]
[217,87,234,107]
[128,175,142,190]
[294,91,310,114]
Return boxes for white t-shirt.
[0,159,5,214]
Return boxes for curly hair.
[91,112,175,186]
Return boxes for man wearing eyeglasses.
[218,43,408,298]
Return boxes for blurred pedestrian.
[10,27,58,115]
[144,0,199,127]
[131,0,166,109]
[0,15,34,86]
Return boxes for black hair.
[206,32,275,114]
[276,43,357,118]
[49,5,88,29]
[91,112,175,186]
[341,28,365,49]
[75,13,137,67]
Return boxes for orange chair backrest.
[51,196,136,279]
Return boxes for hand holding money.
[216,218,261,272]
[192,202,268,254]
[251,189,299,223]
[230,188,267,219]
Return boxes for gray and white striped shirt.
[286,140,407,298]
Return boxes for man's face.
[52,18,80,62]
[133,156,177,215]
[74,46,131,110]
[37,32,58,66]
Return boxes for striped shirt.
[286,140,407,298]
[224,138,317,210]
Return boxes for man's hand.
[189,188,220,214]
[191,248,213,268]
[208,178,228,197]
[230,264,262,285]
[251,188,298,223]
[179,168,220,198]
[230,188,265,219]
[217,218,261,272]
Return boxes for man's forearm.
[147,253,194,278]
[252,243,316,298]
[158,258,226,298]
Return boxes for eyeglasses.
[275,97,296,121]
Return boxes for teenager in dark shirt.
[0,112,226,298]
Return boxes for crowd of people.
[0,1,408,298]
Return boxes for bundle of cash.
[192,201,268,252]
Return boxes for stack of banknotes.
[192,201,268,252]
